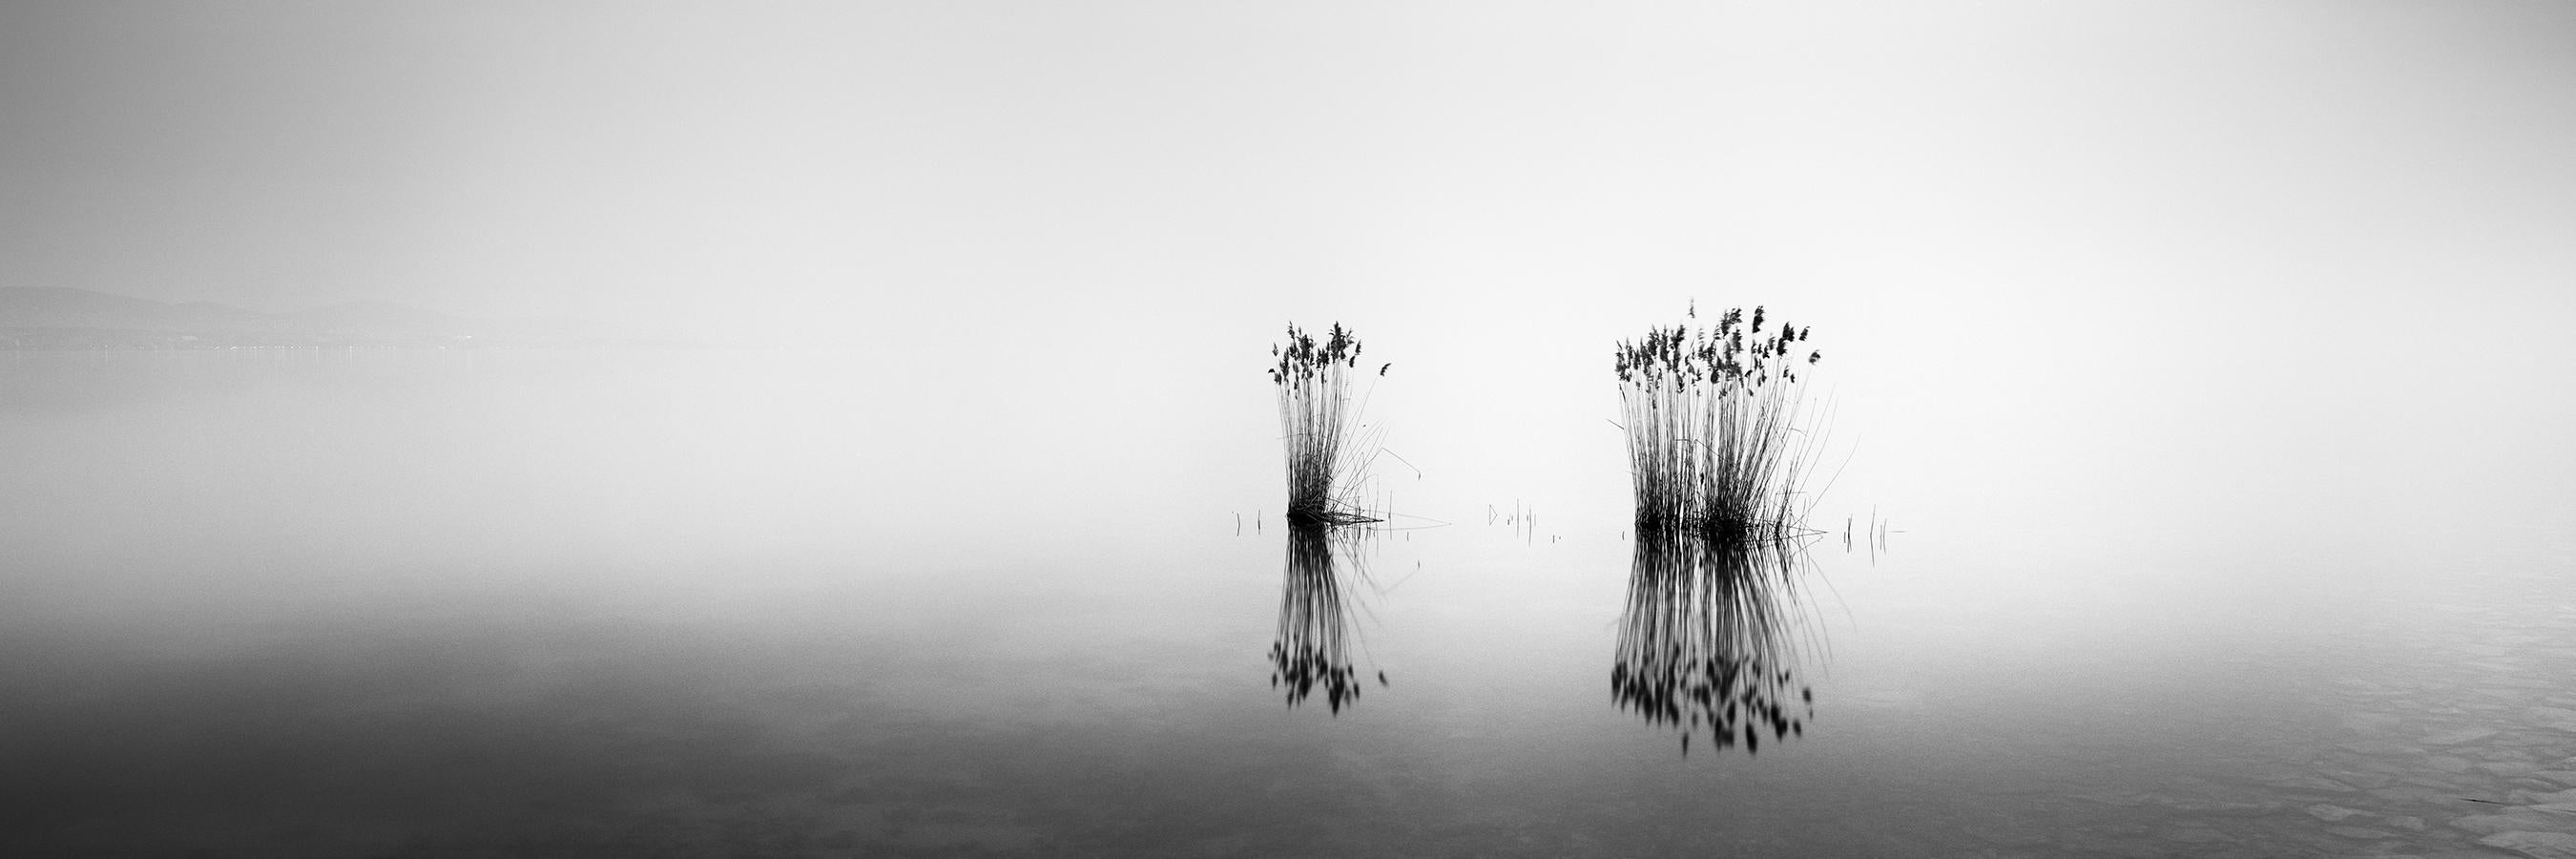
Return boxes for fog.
[4,2,2575,855]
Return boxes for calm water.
[5,348,2573,857]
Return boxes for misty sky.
[3,2,2566,325]
[5,2,2573,541]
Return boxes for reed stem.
[1613,305,1823,537]
[1271,322,1384,526]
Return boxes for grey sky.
[5,2,2568,326]
[5,2,2572,540]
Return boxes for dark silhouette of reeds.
[1614,304,1824,536]
[1611,523,1821,757]
[1268,522,1381,713]
[1271,322,1384,527]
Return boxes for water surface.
[3,348,2571,857]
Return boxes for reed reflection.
[1612,525,1821,757]
[1267,522,1385,714]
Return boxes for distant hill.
[0,287,274,332]
[0,287,682,349]
[271,299,467,338]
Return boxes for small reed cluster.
[1271,323,1385,526]
[1614,304,1822,536]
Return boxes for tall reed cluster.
[1611,526,1818,756]
[1614,304,1822,536]
[1271,323,1384,526]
